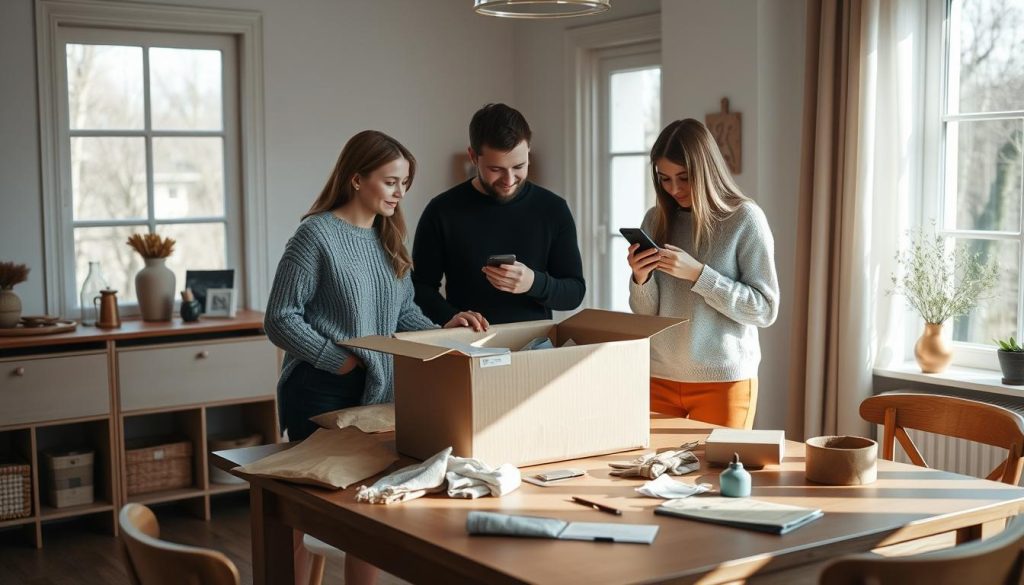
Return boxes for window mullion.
[143,46,155,236]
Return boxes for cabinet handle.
[13,367,25,377]
[197,351,210,359]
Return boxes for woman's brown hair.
[304,130,416,278]
[649,119,750,251]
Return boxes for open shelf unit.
[0,311,278,548]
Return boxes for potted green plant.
[995,336,1024,385]
[889,224,998,373]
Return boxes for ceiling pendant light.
[474,0,610,19]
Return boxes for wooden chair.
[860,393,1024,483]
[860,392,1024,543]
[819,514,1024,584]
[119,503,240,585]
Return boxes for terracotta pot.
[0,287,21,328]
[135,258,175,322]
[914,322,952,373]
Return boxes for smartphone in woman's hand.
[619,228,660,252]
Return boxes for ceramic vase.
[135,258,175,322]
[914,322,952,373]
[0,287,21,328]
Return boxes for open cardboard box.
[341,309,685,467]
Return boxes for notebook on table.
[654,496,823,535]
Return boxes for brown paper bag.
[310,403,395,434]
[237,427,397,489]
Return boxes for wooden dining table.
[211,415,1024,585]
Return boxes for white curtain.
[790,0,927,438]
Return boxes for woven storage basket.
[208,433,262,485]
[0,462,32,520]
[125,439,193,495]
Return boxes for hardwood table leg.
[250,485,295,585]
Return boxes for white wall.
[0,0,516,315]
[661,0,805,430]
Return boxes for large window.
[56,28,241,314]
[939,0,1024,361]
[596,49,661,311]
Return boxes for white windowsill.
[874,362,1024,399]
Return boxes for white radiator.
[886,426,1018,485]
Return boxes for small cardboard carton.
[705,429,786,468]
[341,309,685,467]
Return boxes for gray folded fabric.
[609,441,701,479]
[466,511,567,539]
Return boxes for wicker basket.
[125,439,193,496]
[0,462,32,520]
[208,433,262,485]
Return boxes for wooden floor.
[0,492,408,585]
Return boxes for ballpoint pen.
[570,496,623,516]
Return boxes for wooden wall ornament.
[705,98,742,174]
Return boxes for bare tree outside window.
[946,0,1024,346]
[65,41,230,307]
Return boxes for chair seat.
[303,534,345,559]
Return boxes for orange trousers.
[650,377,758,430]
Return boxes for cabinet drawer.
[118,338,277,411]
[0,353,109,426]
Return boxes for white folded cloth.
[446,457,521,499]
[356,447,521,504]
[356,447,452,504]
[635,474,711,499]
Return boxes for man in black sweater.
[412,103,586,325]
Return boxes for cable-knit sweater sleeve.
[690,204,779,328]
[397,272,440,332]
[264,230,352,374]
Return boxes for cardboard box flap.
[559,309,688,340]
[339,336,455,361]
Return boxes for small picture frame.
[204,288,237,318]
[184,269,235,314]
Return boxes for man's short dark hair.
[469,103,532,154]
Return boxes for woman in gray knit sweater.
[265,130,486,585]
[627,119,779,429]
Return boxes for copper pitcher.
[94,289,121,329]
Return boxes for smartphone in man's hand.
[619,228,660,252]
[486,254,517,267]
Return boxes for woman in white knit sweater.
[627,119,779,429]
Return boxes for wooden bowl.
[805,435,877,485]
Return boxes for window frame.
[930,0,1024,370]
[564,13,661,311]
[595,47,660,311]
[35,0,268,317]
[56,27,242,316]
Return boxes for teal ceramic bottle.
[719,452,751,497]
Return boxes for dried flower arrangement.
[888,223,998,324]
[0,262,30,289]
[126,233,176,259]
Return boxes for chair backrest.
[819,515,1024,585]
[859,392,1024,484]
[119,503,240,585]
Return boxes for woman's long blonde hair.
[304,130,415,278]
[649,119,750,251]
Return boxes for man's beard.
[479,177,524,202]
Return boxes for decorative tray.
[0,317,77,336]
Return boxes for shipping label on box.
[705,429,786,468]
[341,310,687,467]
